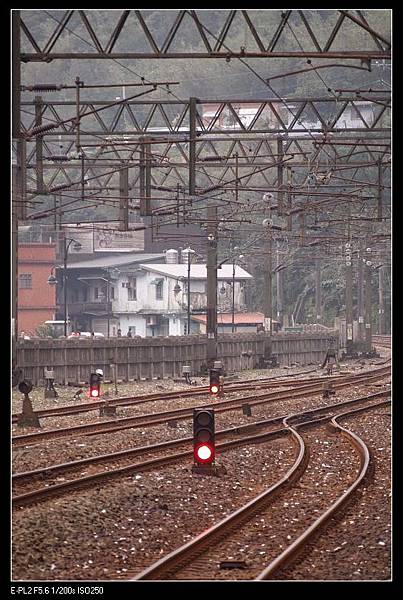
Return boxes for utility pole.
[345,207,353,355]
[277,138,284,215]
[315,258,322,324]
[263,225,273,358]
[364,246,373,353]
[276,242,283,327]
[189,97,197,195]
[206,203,218,368]
[357,241,365,344]
[377,159,383,222]
[139,136,151,217]
[119,162,129,231]
[34,95,44,194]
[378,265,385,334]
[12,10,21,345]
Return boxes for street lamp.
[51,236,82,336]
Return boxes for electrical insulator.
[27,122,59,136]
[23,84,62,92]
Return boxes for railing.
[67,301,112,315]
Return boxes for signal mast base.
[191,463,227,476]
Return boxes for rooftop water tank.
[165,249,179,264]
[181,247,196,264]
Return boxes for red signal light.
[210,384,219,394]
[194,443,214,463]
[90,388,99,398]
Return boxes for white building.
[63,250,253,337]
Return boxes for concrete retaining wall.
[15,332,338,385]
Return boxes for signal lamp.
[89,372,101,399]
[209,369,221,396]
[193,409,215,466]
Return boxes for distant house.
[191,312,280,334]
[17,243,57,335]
[63,250,253,337]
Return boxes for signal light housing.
[89,372,101,399]
[209,369,221,396]
[193,408,215,466]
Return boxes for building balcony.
[66,301,113,316]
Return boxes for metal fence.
[15,331,338,385]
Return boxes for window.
[128,278,137,300]
[19,274,32,289]
[94,287,99,300]
[110,286,115,300]
[82,287,88,302]
[156,280,163,300]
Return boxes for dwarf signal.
[89,372,101,398]
[209,369,221,396]
[193,408,215,466]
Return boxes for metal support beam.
[12,10,21,138]
[378,265,385,335]
[364,261,373,353]
[263,227,273,358]
[345,261,354,355]
[189,97,197,195]
[34,96,44,194]
[377,159,383,221]
[206,203,217,368]
[119,164,129,231]
[315,258,322,323]
[276,242,283,327]
[277,138,284,215]
[139,136,151,216]
[357,243,364,343]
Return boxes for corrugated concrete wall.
[15,331,338,385]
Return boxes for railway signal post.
[17,380,41,428]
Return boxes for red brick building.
[17,243,56,335]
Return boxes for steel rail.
[13,390,390,509]
[255,399,388,580]
[11,368,325,423]
[12,367,390,447]
[132,397,388,580]
[134,423,306,580]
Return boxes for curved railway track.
[13,390,389,509]
[12,365,390,447]
[133,398,387,581]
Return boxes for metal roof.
[63,253,164,270]
[139,263,253,280]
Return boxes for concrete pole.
[189,97,197,195]
[277,138,284,215]
[315,258,322,323]
[378,265,385,334]
[345,259,354,355]
[206,203,218,367]
[119,163,129,231]
[263,228,273,358]
[357,243,364,343]
[34,96,44,194]
[276,242,283,327]
[364,261,373,352]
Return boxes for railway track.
[372,334,391,349]
[12,390,389,508]
[133,397,388,581]
[12,365,390,447]
[11,368,334,424]
[12,360,390,424]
